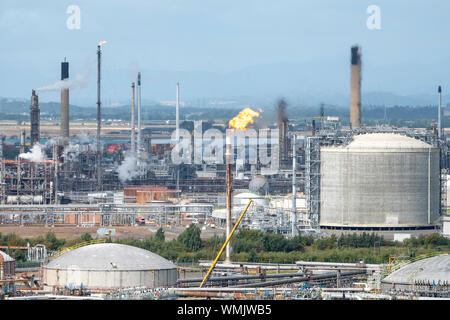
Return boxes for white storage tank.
[233,192,269,207]
[43,243,177,290]
[320,133,440,230]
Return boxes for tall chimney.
[137,72,142,160]
[60,58,70,144]
[350,45,362,129]
[97,44,102,188]
[131,82,136,153]
[30,90,40,146]
[438,86,442,141]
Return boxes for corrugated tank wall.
[320,136,440,228]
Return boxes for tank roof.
[0,250,15,262]
[382,254,450,285]
[323,133,436,151]
[45,243,176,271]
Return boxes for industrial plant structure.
[0,43,447,240]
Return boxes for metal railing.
[49,239,107,260]
[381,252,450,280]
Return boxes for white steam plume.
[19,144,45,162]
[35,74,87,92]
[116,153,139,183]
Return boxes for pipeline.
[230,270,366,288]
[178,272,304,284]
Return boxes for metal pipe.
[53,144,59,204]
[296,261,384,270]
[198,262,299,270]
[233,270,365,288]
[131,82,136,153]
[200,200,252,287]
[225,134,233,263]
[20,130,25,155]
[178,272,303,284]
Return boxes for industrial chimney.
[137,72,142,160]
[60,58,70,144]
[97,43,103,188]
[131,82,136,153]
[350,45,362,129]
[30,90,40,146]
[438,86,442,141]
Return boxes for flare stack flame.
[228,108,260,131]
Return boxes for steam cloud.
[116,153,139,183]
[19,144,45,162]
[35,74,87,92]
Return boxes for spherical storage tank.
[320,133,440,230]
[43,243,177,290]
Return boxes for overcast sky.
[1,0,449,106]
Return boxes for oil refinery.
[0,2,449,303]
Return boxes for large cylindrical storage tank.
[43,243,177,290]
[320,133,440,230]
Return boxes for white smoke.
[62,143,82,162]
[19,144,45,162]
[249,176,268,194]
[116,153,139,183]
[35,74,87,92]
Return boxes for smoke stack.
[137,72,142,159]
[60,58,70,144]
[176,82,180,143]
[438,86,442,141]
[30,90,40,146]
[350,45,362,129]
[312,119,316,136]
[97,44,102,188]
[131,82,136,153]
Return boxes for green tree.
[44,232,65,250]
[155,228,165,242]
[80,233,93,242]
[178,224,202,251]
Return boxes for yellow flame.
[229,108,260,130]
[98,40,107,46]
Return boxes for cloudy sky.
[0,0,449,106]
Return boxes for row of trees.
[1,226,449,264]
